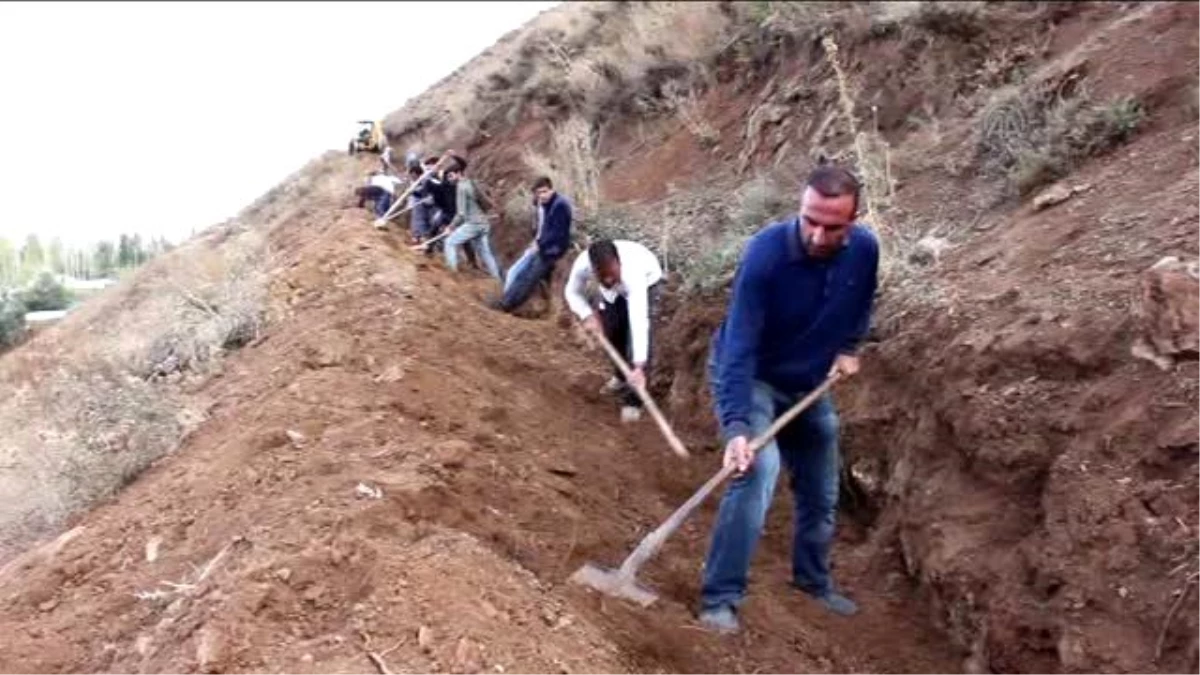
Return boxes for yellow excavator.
[348,120,385,155]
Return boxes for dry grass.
[1180,80,1200,120]
[756,1,846,34]
[138,232,268,378]
[503,190,534,234]
[870,1,986,38]
[0,358,190,561]
[0,148,307,561]
[522,115,601,221]
[0,229,269,560]
[821,35,904,283]
[978,77,1145,194]
[665,85,720,148]
[582,174,792,293]
[384,2,731,147]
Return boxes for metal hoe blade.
[564,376,842,613]
[569,562,659,607]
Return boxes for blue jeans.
[499,248,554,311]
[410,198,432,238]
[700,349,842,611]
[374,191,393,219]
[445,220,501,280]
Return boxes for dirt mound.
[1,1,1196,673]
[0,189,959,673]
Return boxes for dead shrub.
[908,1,985,39]
[757,0,844,34]
[675,175,792,292]
[522,115,600,221]
[0,358,190,560]
[1187,84,1200,122]
[503,190,534,235]
[583,175,791,294]
[0,226,269,560]
[664,84,720,148]
[869,1,986,38]
[581,204,645,245]
[136,230,268,378]
[978,77,1146,194]
[821,35,903,280]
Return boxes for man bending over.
[565,239,664,423]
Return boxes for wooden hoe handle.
[592,330,690,459]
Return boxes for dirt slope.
[1,2,1196,674]
[0,180,958,673]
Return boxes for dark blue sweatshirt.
[535,192,573,261]
[712,217,878,442]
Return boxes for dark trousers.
[374,191,394,218]
[357,185,385,209]
[597,283,662,408]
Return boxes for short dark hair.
[805,165,861,214]
[532,176,553,191]
[450,154,467,172]
[588,239,619,269]
[409,165,423,178]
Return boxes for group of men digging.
[360,150,878,634]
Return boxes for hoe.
[570,373,841,606]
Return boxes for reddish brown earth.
[647,4,1200,673]
[1,2,1196,673]
[0,201,959,673]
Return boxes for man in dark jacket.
[698,165,878,634]
[491,176,573,313]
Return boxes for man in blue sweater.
[699,165,878,634]
[490,176,573,313]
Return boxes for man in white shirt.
[565,239,664,423]
[370,171,405,220]
[356,171,404,219]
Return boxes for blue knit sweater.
[712,217,879,442]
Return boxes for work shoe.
[698,605,740,634]
[808,590,859,617]
[599,377,624,395]
[620,406,643,424]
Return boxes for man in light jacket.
[565,238,664,423]
[442,158,501,280]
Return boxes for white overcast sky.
[0,1,555,248]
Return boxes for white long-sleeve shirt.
[564,240,663,365]
[370,174,404,194]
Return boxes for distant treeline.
[0,233,175,285]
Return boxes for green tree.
[20,234,44,275]
[21,271,69,312]
[0,237,17,286]
[131,233,146,265]
[117,234,134,268]
[93,241,116,278]
[0,289,25,349]
[76,248,94,279]
[47,237,66,275]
